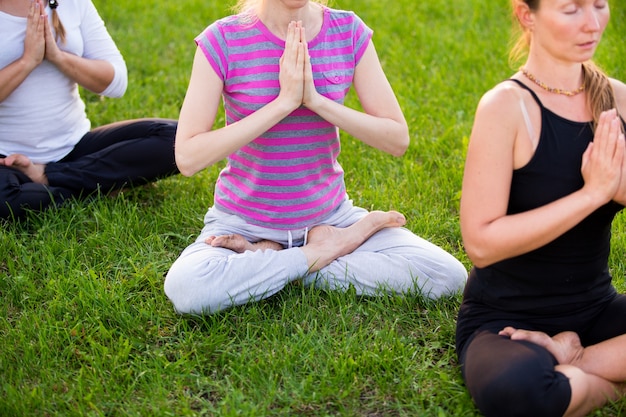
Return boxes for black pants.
[456,294,626,417]
[0,118,179,220]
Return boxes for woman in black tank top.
[456,1,626,416]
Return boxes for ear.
[514,0,535,31]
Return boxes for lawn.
[1,0,625,416]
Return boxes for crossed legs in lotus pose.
[500,326,626,417]
[206,210,407,272]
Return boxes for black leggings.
[0,118,178,220]
[457,294,626,417]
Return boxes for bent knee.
[419,260,468,299]
[163,266,198,314]
[163,259,225,315]
[470,366,570,417]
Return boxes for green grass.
[1,0,625,415]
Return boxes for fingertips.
[498,326,517,337]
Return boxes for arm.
[44,27,115,94]
[175,22,306,177]
[460,86,624,268]
[44,0,126,96]
[0,1,45,102]
[302,41,409,157]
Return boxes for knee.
[0,190,35,221]
[418,256,468,299]
[0,199,18,220]
[153,119,178,140]
[163,259,218,315]
[441,257,468,292]
[163,265,196,314]
[469,360,570,417]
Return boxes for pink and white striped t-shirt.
[195,7,372,229]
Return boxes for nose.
[583,7,601,31]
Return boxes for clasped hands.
[22,0,63,70]
[277,21,321,112]
[581,108,626,205]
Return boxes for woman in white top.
[0,0,178,220]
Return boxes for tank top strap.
[507,78,544,109]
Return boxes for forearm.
[305,94,409,157]
[175,98,296,176]
[48,51,114,94]
[0,57,38,102]
[464,188,603,267]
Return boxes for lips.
[577,40,598,49]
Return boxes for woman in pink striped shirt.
[164,0,468,314]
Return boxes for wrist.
[579,185,612,209]
[274,93,302,115]
[303,91,325,112]
[19,55,41,73]
[46,48,66,67]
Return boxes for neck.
[523,53,586,92]
[258,2,322,40]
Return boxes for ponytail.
[48,0,66,44]
[582,62,620,132]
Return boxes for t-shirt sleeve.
[351,13,373,65]
[80,0,127,97]
[195,21,228,81]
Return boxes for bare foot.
[0,154,48,184]
[206,234,283,253]
[302,210,406,272]
[499,327,584,365]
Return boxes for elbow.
[463,241,495,269]
[108,77,127,98]
[461,218,501,268]
[176,163,197,178]
[465,251,490,269]
[390,127,410,157]
[112,61,128,97]
[461,232,493,268]
[178,168,196,178]
[98,63,127,98]
[174,153,198,177]
[390,142,408,157]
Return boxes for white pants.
[164,200,468,314]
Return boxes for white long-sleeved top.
[0,0,127,163]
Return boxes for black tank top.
[463,79,623,317]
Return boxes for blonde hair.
[49,1,66,44]
[509,0,618,131]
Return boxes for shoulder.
[215,14,246,28]
[64,0,94,9]
[202,14,243,33]
[323,6,368,29]
[196,15,243,45]
[323,6,357,19]
[468,78,534,153]
[57,0,100,20]
[475,79,529,121]
[69,0,101,14]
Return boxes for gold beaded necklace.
[520,67,585,97]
